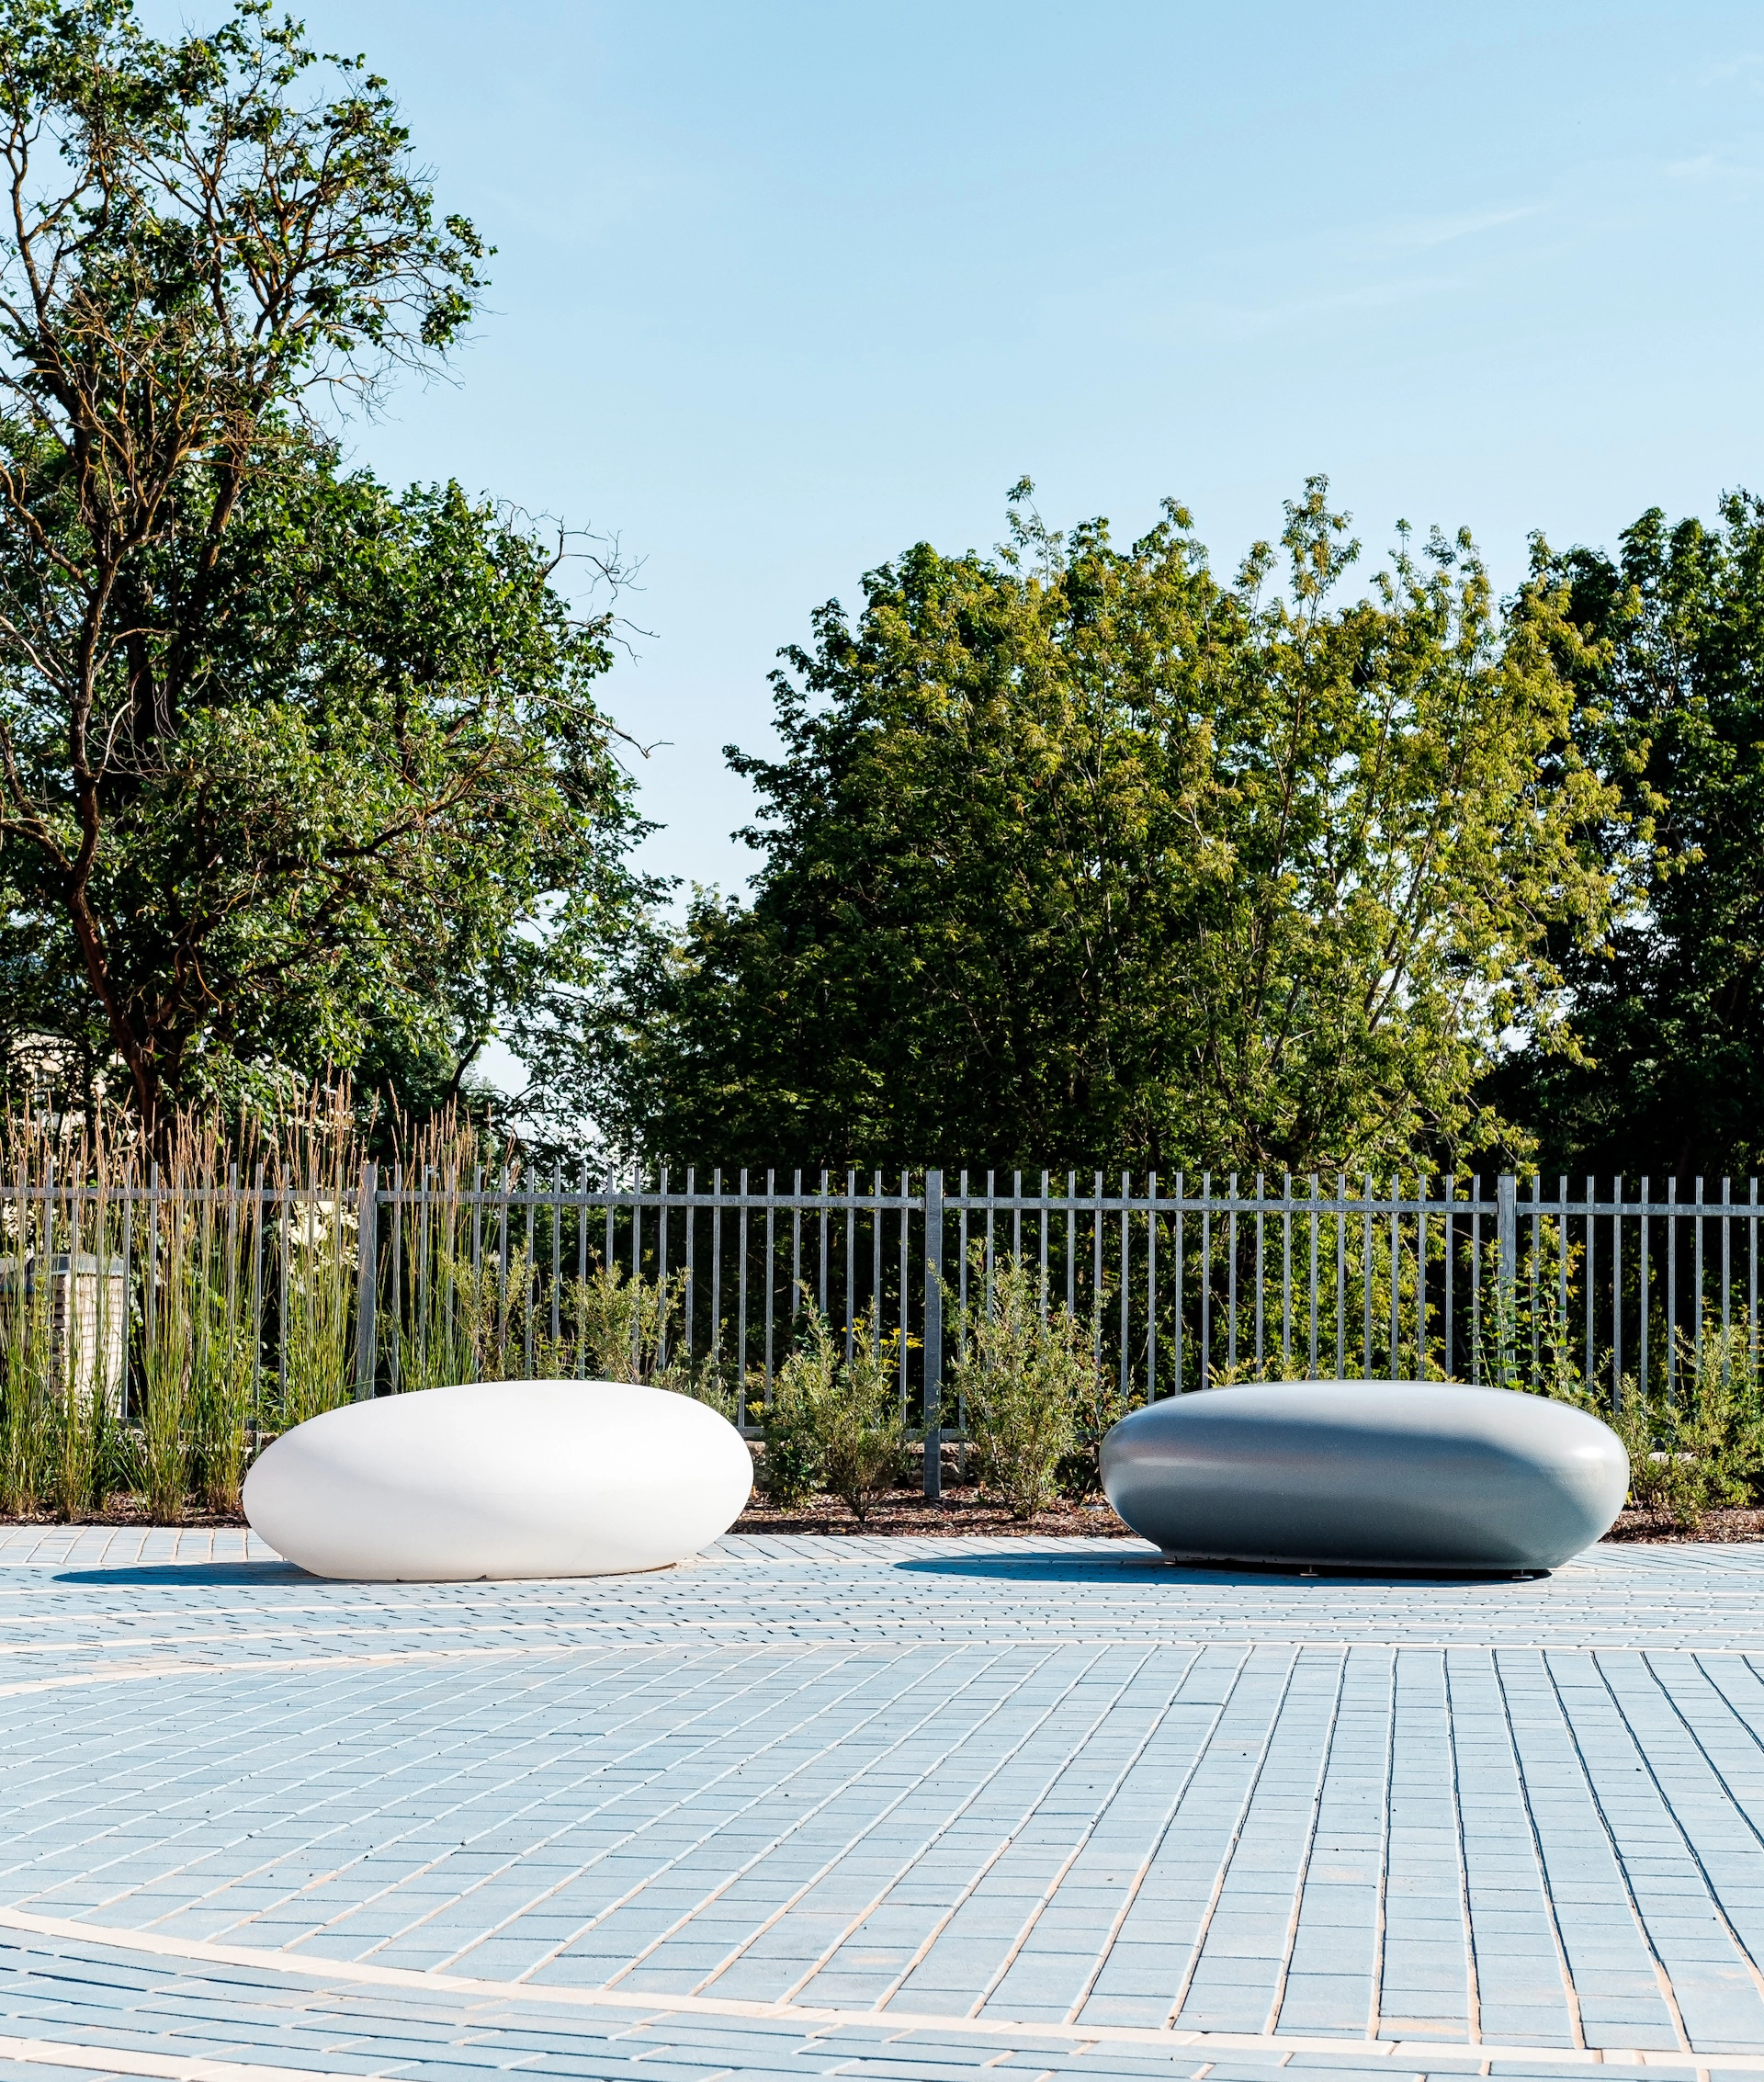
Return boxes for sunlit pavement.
[0,1525,1761,2080]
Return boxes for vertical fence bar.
[899,1171,911,1417]
[1694,1176,1705,1381]
[1442,1174,1454,1379]
[1173,1175,1184,1394]
[1366,1174,1383,1382]
[959,1171,970,1329]
[1558,1177,1569,1384]
[1583,1176,1595,1389]
[1039,1172,1051,1321]
[1120,1171,1131,1397]
[1283,1175,1293,1372]
[738,1168,751,1403]
[683,1168,695,1365]
[710,1169,723,1381]
[1497,1173,1517,1391]
[791,1170,803,1327]
[1146,1174,1158,1397]
[1308,1176,1319,1379]
[845,1168,857,1361]
[246,1161,261,1437]
[1723,1177,1734,1372]
[1255,1174,1266,1372]
[1227,1173,1238,1376]
[1469,1178,1481,1385]
[390,1163,403,1394]
[1667,1177,1679,1401]
[1388,1175,1400,1375]
[1639,1176,1650,1398]
[763,1171,776,1386]
[1200,1174,1212,1389]
[923,1169,943,1499]
[1529,1178,1542,1383]
[355,1161,378,1397]
[1611,1178,1623,1407]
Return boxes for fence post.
[1498,1172,1518,1385]
[355,1160,379,1398]
[923,1169,943,1499]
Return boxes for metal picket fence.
[364,1166,1764,1494]
[6,1165,1764,1497]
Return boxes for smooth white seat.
[243,1379,753,1581]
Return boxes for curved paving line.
[0,2034,345,2082]
[0,1905,1745,2072]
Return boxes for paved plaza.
[0,1530,1760,2081]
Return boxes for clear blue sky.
[155,1,1764,901]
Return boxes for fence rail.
[3,1166,1760,1497]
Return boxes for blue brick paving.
[0,1529,1759,2077]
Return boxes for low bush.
[564,1258,740,1421]
[752,1300,904,1518]
[1533,1320,1764,1530]
[758,1314,832,1509]
[816,1307,904,1521]
[946,1251,1106,1520]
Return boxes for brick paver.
[0,1529,1758,2078]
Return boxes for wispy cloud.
[1697,51,1764,85]
[1175,273,1465,345]
[1374,205,1543,252]
[1663,152,1764,193]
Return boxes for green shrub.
[758,1314,832,1509]
[1532,1319,1764,1531]
[1623,1327,1764,1530]
[817,1307,903,1522]
[946,1252,1102,1521]
[563,1258,739,1421]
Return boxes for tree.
[0,0,502,1117]
[618,482,1614,1175]
[0,440,661,1128]
[1491,495,1764,1180]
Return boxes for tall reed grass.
[0,1090,366,1520]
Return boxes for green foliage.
[564,1259,738,1420]
[758,1318,832,1510]
[569,1261,686,1385]
[276,1199,356,1427]
[0,451,659,1131]
[814,1307,903,1522]
[947,1252,1103,1520]
[623,481,1613,1175]
[1496,496,1764,1178]
[0,0,654,1134]
[1594,1329,1764,1532]
[750,1300,901,1517]
[1486,1216,1764,1530]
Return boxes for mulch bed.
[730,1488,1138,1538]
[1601,1505,1764,1543]
[0,1489,1757,1544]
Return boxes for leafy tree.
[0,0,652,1134]
[1492,495,1764,1179]
[619,481,1614,1175]
[0,442,659,1126]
